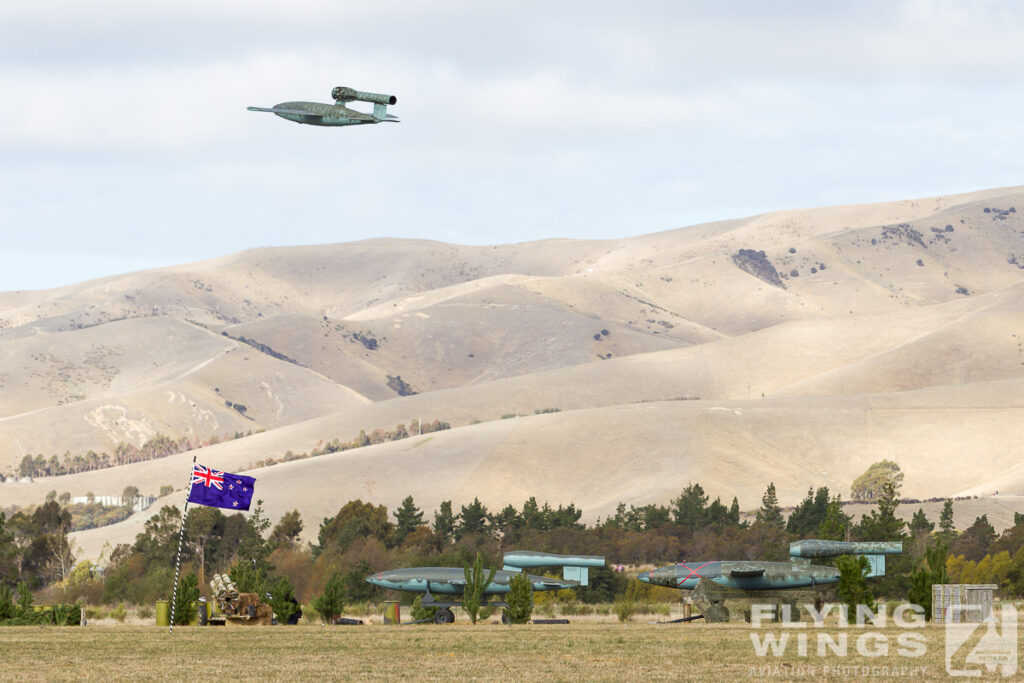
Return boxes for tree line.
[4,477,1024,620]
[246,419,451,470]
[9,432,256,480]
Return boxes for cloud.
[2,1,1024,290]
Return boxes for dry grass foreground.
[0,621,1010,681]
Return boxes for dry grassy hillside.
[2,185,1024,558]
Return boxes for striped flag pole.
[169,455,198,634]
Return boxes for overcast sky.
[2,1,1023,291]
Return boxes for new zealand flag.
[187,464,256,511]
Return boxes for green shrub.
[110,602,127,623]
[311,570,346,624]
[410,594,438,623]
[137,604,154,620]
[461,551,497,625]
[16,582,32,614]
[229,562,266,595]
[85,606,107,620]
[615,580,646,622]
[614,599,637,622]
[836,555,875,615]
[0,584,16,620]
[170,573,198,626]
[53,604,82,626]
[266,575,299,625]
[504,573,533,624]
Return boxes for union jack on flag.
[191,464,224,490]
[187,463,256,511]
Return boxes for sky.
[2,0,1023,291]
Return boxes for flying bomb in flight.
[248,86,398,127]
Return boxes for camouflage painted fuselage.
[366,567,580,596]
[266,101,379,126]
[639,560,840,591]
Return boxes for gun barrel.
[331,86,397,106]
[789,540,903,558]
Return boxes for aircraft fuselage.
[265,101,379,126]
[639,560,840,591]
[366,567,580,596]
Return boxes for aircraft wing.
[247,106,322,117]
[729,564,766,577]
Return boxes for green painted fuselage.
[366,567,579,596]
[263,101,379,126]
[639,560,840,591]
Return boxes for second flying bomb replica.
[638,540,902,622]
[247,86,399,126]
[366,551,605,623]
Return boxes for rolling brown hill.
[2,185,1023,556]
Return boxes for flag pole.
[169,454,198,634]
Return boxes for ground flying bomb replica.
[366,551,605,623]
[247,86,399,126]
[638,540,902,623]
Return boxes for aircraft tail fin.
[502,551,605,587]
[862,554,887,578]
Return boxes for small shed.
[932,584,998,623]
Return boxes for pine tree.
[236,499,273,575]
[671,483,709,530]
[755,482,784,529]
[909,508,934,536]
[433,501,455,544]
[392,496,424,546]
[787,487,830,536]
[728,497,742,527]
[817,495,851,540]
[455,498,489,540]
[491,504,525,542]
[939,499,955,537]
[706,498,730,527]
[855,481,905,541]
[522,497,547,530]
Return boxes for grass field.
[1,621,1011,681]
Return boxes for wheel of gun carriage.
[434,608,456,624]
